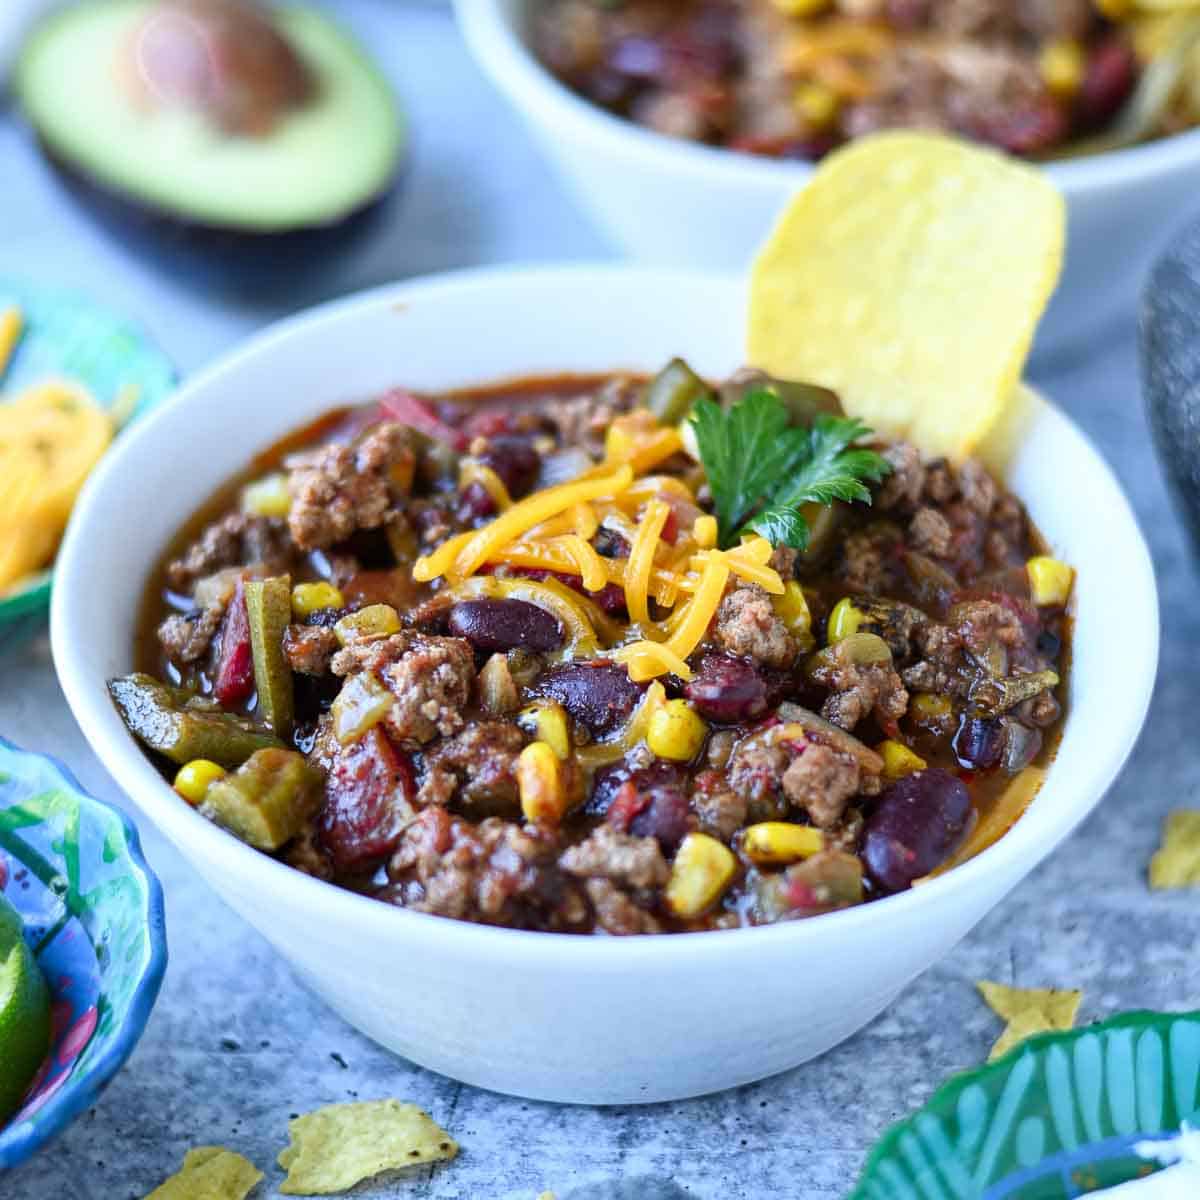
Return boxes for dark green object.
[107,674,281,766]
[200,748,323,851]
[1143,214,1200,567]
[244,576,294,736]
[642,357,711,425]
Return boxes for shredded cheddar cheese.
[625,498,670,628]
[414,417,784,684]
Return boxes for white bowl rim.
[457,0,1200,195]
[52,262,1159,967]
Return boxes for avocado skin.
[40,137,404,286]
[1142,216,1200,561]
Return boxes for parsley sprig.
[689,388,891,551]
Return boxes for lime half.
[0,893,50,1123]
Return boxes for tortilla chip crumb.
[1150,811,1200,889]
[144,1146,262,1199]
[277,1099,458,1195]
[977,981,1082,1062]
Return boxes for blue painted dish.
[0,739,167,1170]
[850,1010,1200,1198]
[0,278,176,626]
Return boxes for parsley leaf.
[689,389,891,550]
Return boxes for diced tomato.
[606,781,650,834]
[318,726,416,871]
[213,579,254,706]
[660,507,680,545]
[379,388,468,452]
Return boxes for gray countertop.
[3,4,1198,1197]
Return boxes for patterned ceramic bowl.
[0,738,166,1170]
[851,1010,1200,1199]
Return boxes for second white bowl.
[458,0,1200,354]
[52,266,1156,1103]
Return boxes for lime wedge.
[0,892,50,1123]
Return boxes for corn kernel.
[667,833,738,919]
[827,597,863,643]
[174,759,226,805]
[773,0,832,15]
[518,701,571,760]
[1027,556,1074,607]
[910,692,954,722]
[1094,0,1132,17]
[741,821,824,866]
[291,581,345,619]
[334,603,402,646]
[793,81,840,129]
[692,514,718,548]
[518,741,566,826]
[1039,39,1085,98]
[0,306,22,378]
[241,472,291,518]
[774,580,813,644]
[647,699,708,762]
[877,739,928,781]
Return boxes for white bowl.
[52,265,1157,1104]
[457,0,1200,354]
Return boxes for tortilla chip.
[978,981,1082,1062]
[1150,811,1200,888]
[277,1099,458,1195]
[748,132,1065,461]
[143,1146,262,1199]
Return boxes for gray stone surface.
[2,3,1199,1197]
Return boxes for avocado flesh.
[15,1,404,234]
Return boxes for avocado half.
[14,0,405,238]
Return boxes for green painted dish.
[850,1011,1200,1199]
[0,279,175,627]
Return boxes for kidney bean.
[480,436,540,499]
[628,785,692,852]
[684,652,770,724]
[590,759,685,815]
[456,480,497,525]
[953,716,1004,771]
[862,769,972,894]
[1078,36,1137,129]
[531,661,643,737]
[319,727,416,871]
[447,598,563,653]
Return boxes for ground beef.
[837,524,903,593]
[417,721,524,815]
[283,624,339,675]
[536,377,639,458]
[388,808,584,929]
[691,769,748,841]
[844,42,1060,156]
[781,742,862,829]
[809,639,909,732]
[956,459,998,518]
[929,0,1093,40]
[157,603,226,664]
[909,507,954,559]
[875,442,925,512]
[285,823,333,881]
[559,826,669,935]
[559,825,670,890]
[726,734,861,829]
[286,422,415,551]
[712,583,798,669]
[904,599,1033,698]
[165,513,291,594]
[331,632,475,745]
